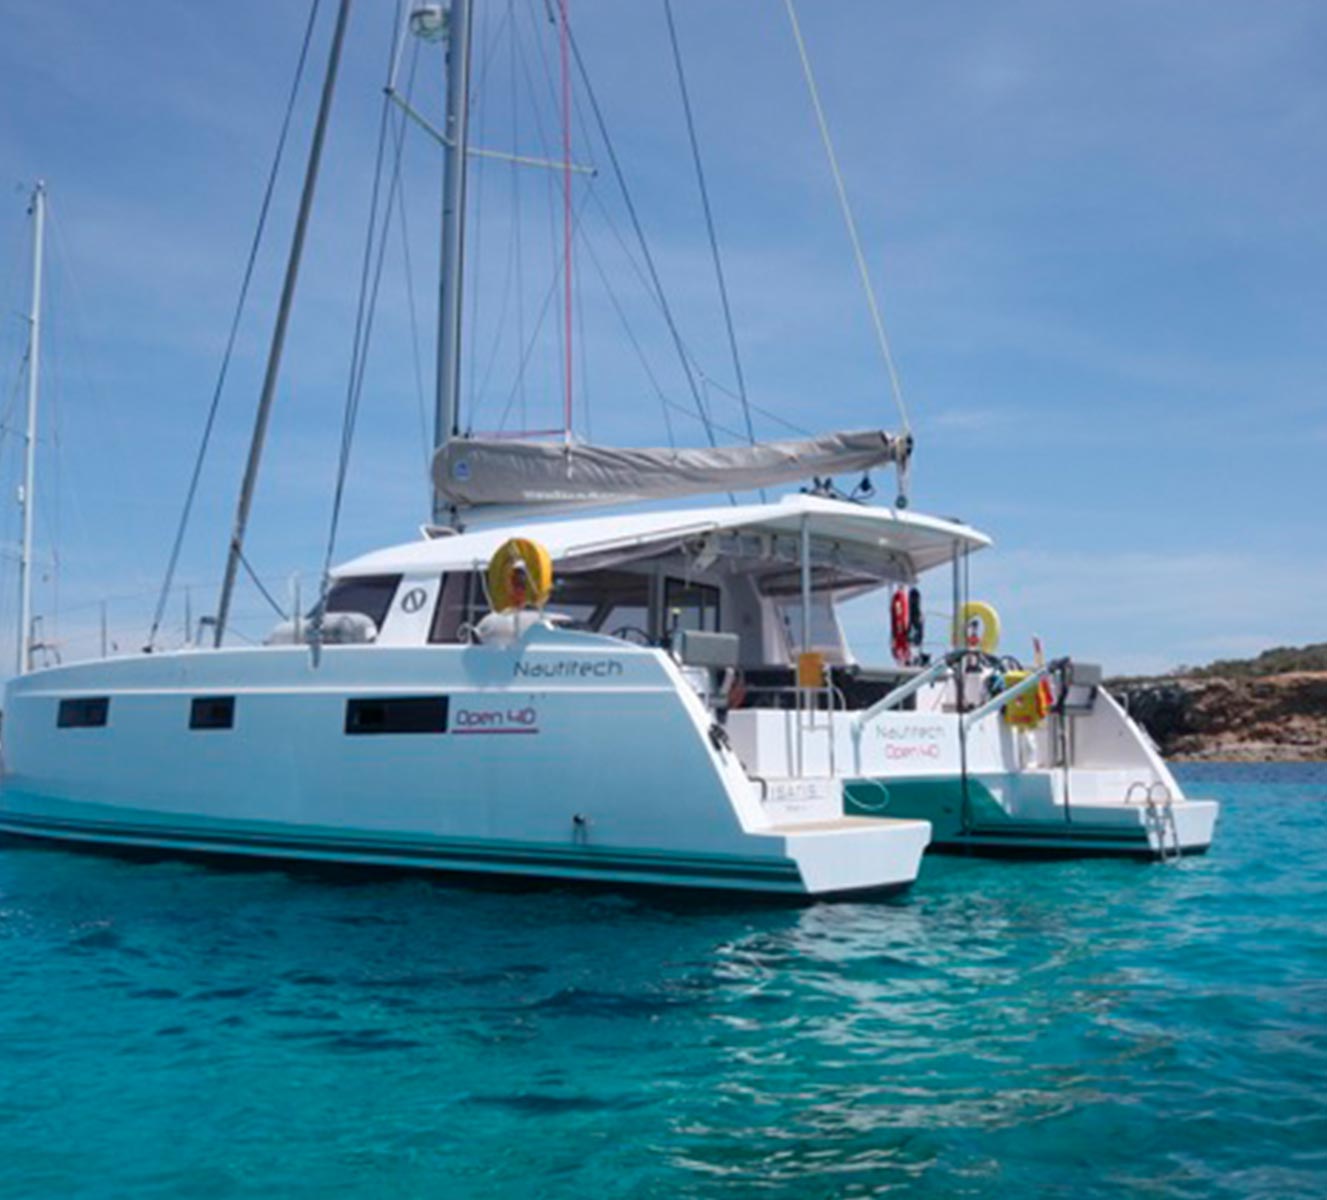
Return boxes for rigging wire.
[782,0,911,436]
[145,0,324,650]
[574,206,592,440]
[44,200,111,563]
[470,0,517,106]
[523,0,572,442]
[563,21,725,457]
[237,546,287,619]
[662,0,759,461]
[581,184,812,440]
[510,16,529,432]
[0,345,28,435]
[389,43,433,478]
[464,2,493,432]
[577,223,675,445]
[490,183,595,434]
[315,6,410,623]
[469,8,526,423]
[478,3,569,439]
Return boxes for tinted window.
[190,696,235,730]
[665,578,721,634]
[345,696,449,735]
[429,573,489,643]
[547,571,652,637]
[778,596,842,655]
[57,698,109,728]
[322,575,401,630]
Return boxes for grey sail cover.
[433,430,901,510]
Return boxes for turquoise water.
[1,764,1324,1198]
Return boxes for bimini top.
[334,493,990,582]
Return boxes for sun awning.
[432,430,904,511]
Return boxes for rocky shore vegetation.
[1111,644,1327,762]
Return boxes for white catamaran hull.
[0,627,930,896]
[728,688,1217,858]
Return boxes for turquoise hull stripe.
[0,810,802,889]
[958,823,1149,845]
[844,777,1151,849]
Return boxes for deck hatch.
[57,697,109,728]
[345,696,449,735]
[190,696,235,730]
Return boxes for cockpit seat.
[670,629,740,670]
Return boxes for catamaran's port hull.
[0,634,930,898]
[0,800,929,897]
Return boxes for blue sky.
[0,0,1323,675]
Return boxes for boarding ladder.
[1126,781,1182,861]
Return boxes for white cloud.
[843,545,1326,677]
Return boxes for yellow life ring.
[486,537,553,613]
[954,600,1001,654]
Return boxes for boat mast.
[214,0,353,647]
[17,181,45,676]
[432,0,475,525]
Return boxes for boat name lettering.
[876,722,945,760]
[875,723,944,741]
[512,659,624,679]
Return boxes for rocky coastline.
[1112,670,1327,763]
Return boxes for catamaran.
[0,1,1216,895]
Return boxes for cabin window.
[190,696,235,730]
[322,574,401,631]
[345,696,449,735]
[664,578,721,634]
[777,595,844,656]
[57,698,109,728]
[547,571,652,638]
[429,572,490,643]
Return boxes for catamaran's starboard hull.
[0,632,931,898]
[728,690,1218,860]
[840,771,1218,859]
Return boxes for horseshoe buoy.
[954,600,1001,655]
[486,537,553,613]
[890,588,911,664]
[1003,670,1053,728]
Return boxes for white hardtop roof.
[335,494,990,580]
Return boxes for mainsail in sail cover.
[433,429,905,510]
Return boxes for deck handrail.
[960,658,1070,731]
[850,651,961,734]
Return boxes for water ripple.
[0,764,1324,1197]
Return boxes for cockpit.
[303,497,992,715]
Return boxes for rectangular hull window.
[57,698,109,728]
[345,697,449,735]
[190,696,236,730]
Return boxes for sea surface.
[1,763,1324,1199]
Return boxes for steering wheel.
[608,625,652,646]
